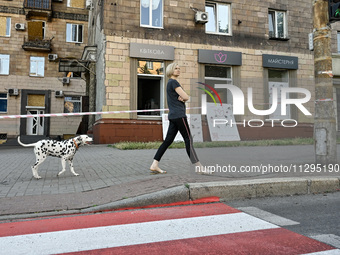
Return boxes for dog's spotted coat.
[17,135,93,179]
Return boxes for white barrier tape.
[0,107,202,120]
[315,98,333,102]
[318,71,334,77]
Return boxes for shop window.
[337,31,340,53]
[204,65,232,104]
[30,57,45,77]
[28,21,45,41]
[0,93,7,113]
[64,96,81,113]
[67,0,85,9]
[66,23,83,43]
[268,69,290,119]
[205,2,231,35]
[268,10,287,39]
[137,60,164,116]
[140,0,163,28]
[0,54,10,75]
[0,17,10,37]
[336,88,340,131]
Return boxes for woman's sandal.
[150,169,167,174]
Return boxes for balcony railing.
[24,0,51,10]
[22,36,53,52]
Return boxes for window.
[30,57,45,77]
[140,0,163,28]
[64,96,82,113]
[25,0,51,9]
[268,10,287,39]
[205,2,231,35]
[28,21,45,41]
[65,71,82,78]
[337,31,340,53]
[336,88,340,131]
[66,24,83,43]
[268,69,289,119]
[67,0,85,9]
[0,17,11,37]
[205,65,232,104]
[137,60,164,116]
[0,54,10,75]
[0,93,7,113]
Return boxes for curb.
[80,186,189,213]
[0,177,339,221]
[188,177,340,201]
[82,176,340,213]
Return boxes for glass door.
[27,109,44,135]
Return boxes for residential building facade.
[87,0,319,144]
[0,0,88,142]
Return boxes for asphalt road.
[228,192,340,249]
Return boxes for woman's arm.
[175,87,189,102]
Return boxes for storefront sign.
[198,49,242,66]
[130,43,174,60]
[263,54,298,69]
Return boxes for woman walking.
[150,62,205,174]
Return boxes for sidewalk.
[0,144,339,219]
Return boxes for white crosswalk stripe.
[0,202,338,255]
[237,206,300,226]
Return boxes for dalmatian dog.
[17,135,93,179]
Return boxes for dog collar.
[73,139,79,150]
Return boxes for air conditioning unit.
[8,88,19,96]
[55,91,64,98]
[195,11,209,24]
[62,77,70,84]
[48,54,58,61]
[15,23,25,31]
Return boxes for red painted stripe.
[0,202,238,237]
[181,117,199,163]
[104,196,220,212]
[62,228,335,255]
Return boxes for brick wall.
[101,36,315,122]
[0,76,86,137]
[90,0,317,142]
[102,0,312,54]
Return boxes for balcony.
[24,0,52,21]
[22,36,53,52]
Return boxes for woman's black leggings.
[154,117,199,164]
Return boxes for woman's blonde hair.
[166,62,179,78]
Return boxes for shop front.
[93,43,175,144]
[235,54,313,140]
